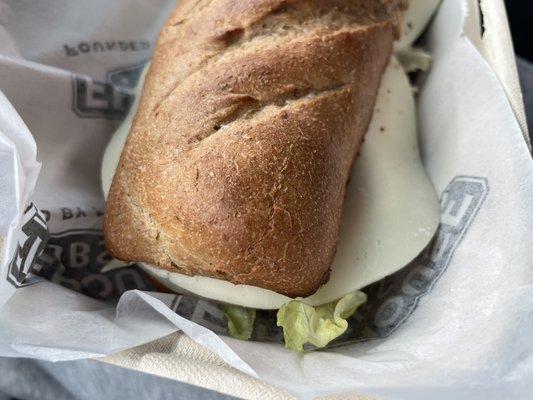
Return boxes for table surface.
[504,0,533,62]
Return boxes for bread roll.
[104,0,407,297]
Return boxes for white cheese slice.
[396,0,441,50]
[102,56,440,309]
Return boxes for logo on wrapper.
[6,204,49,288]
[169,295,227,336]
[331,176,490,345]
[71,61,147,120]
[33,229,155,300]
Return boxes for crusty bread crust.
[104,0,406,297]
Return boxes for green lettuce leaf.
[223,305,256,340]
[397,47,432,73]
[276,291,367,352]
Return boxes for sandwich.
[102,0,441,351]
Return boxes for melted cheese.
[396,0,441,50]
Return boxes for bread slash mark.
[189,82,351,150]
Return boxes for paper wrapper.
[0,0,532,398]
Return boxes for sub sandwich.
[102,0,441,351]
